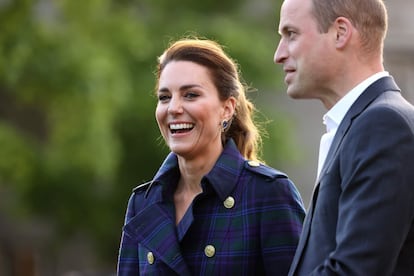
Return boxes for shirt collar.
[323,71,389,132]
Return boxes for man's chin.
[286,86,302,99]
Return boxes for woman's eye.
[158,94,170,102]
[185,92,199,99]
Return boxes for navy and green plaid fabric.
[117,139,305,275]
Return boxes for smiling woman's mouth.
[169,123,194,134]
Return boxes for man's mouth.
[284,68,296,74]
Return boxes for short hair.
[311,0,388,55]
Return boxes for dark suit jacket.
[289,76,414,275]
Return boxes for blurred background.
[0,0,412,275]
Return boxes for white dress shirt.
[317,71,390,178]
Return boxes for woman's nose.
[168,96,183,114]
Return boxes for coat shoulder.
[132,180,152,194]
[244,160,287,180]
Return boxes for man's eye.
[287,30,296,39]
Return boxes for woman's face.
[156,60,233,160]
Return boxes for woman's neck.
[176,142,223,192]
[173,148,221,224]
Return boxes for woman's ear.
[333,16,353,49]
[223,96,237,120]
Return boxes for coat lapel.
[123,203,192,276]
[289,76,400,275]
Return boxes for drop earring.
[221,120,229,132]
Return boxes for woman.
[117,38,305,275]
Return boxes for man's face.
[274,0,336,100]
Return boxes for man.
[274,0,414,275]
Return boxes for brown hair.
[311,0,387,55]
[156,38,262,161]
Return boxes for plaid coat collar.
[123,139,245,275]
[147,138,244,202]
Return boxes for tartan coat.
[117,139,305,275]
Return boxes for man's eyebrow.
[279,25,292,35]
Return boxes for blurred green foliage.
[0,0,289,268]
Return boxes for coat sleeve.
[260,176,306,276]
[313,105,414,275]
[117,193,139,275]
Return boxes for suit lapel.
[289,76,400,275]
[123,203,192,276]
[318,76,400,182]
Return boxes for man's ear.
[333,16,353,49]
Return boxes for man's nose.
[274,39,287,64]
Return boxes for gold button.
[248,160,260,167]
[147,251,154,264]
[223,196,235,209]
[204,245,215,257]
